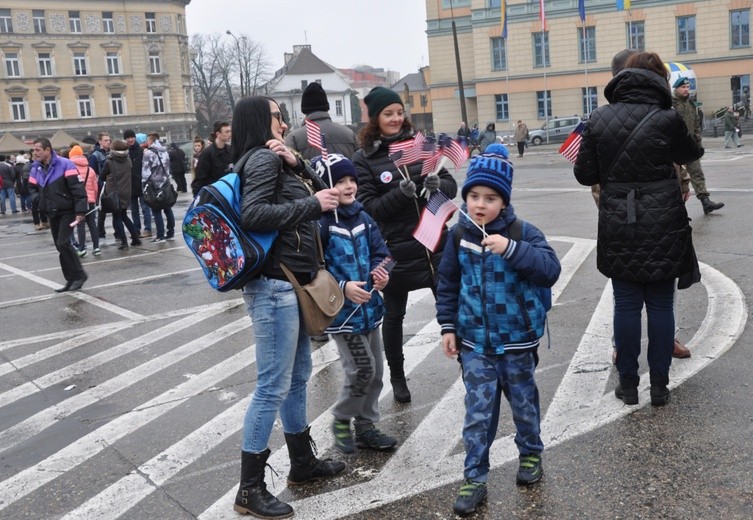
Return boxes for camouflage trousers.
[686,159,709,199]
[459,348,543,482]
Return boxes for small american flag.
[559,122,585,163]
[305,119,328,161]
[371,256,396,279]
[438,133,468,170]
[389,132,426,168]
[412,190,458,252]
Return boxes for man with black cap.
[672,76,724,214]
[285,82,359,160]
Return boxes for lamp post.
[226,30,245,98]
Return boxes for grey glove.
[423,174,440,194]
[399,179,417,198]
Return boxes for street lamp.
[226,30,245,98]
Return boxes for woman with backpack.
[230,96,344,519]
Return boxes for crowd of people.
[1,48,732,518]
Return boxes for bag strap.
[603,107,661,177]
[280,226,325,289]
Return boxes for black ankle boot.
[390,376,411,403]
[233,449,293,518]
[285,426,346,486]
[615,376,639,405]
[701,196,724,214]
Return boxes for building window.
[43,96,59,119]
[38,53,53,77]
[106,52,120,75]
[10,97,26,120]
[177,14,184,34]
[678,16,696,53]
[152,91,165,113]
[442,0,470,7]
[578,27,597,63]
[495,94,509,121]
[582,87,598,116]
[731,10,750,48]
[0,9,12,33]
[78,95,93,118]
[537,90,552,119]
[5,52,20,77]
[103,12,114,33]
[627,21,645,50]
[145,12,157,33]
[533,32,550,68]
[488,0,502,6]
[111,93,125,115]
[33,10,46,34]
[301,80,308,90]
[69,11,81,33]
[491,37,506,71]
[73,52,88,76]
[148,51,161,74]
[334,99,343,116]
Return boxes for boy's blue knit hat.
[311,153,357,188]
[461,143,513,204]
[135,133,147,145]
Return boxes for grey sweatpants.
[332,330,384,430]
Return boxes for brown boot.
[672,338,691,358]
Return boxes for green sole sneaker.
[453,479,487,516]
[516,454,543,485]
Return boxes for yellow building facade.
[426,0,753,134]
[0,0,195,145]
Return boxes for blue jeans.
[460,348,542,482]
[152,207,175,239]
[0,187,17,213]
[612,278,675,387]
[130,194,152,233]
[241,276,312,453]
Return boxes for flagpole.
[582,22,589,116]
[325,162,339,223]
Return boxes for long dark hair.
[358,115,413,151]
[230,96,277,163]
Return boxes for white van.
[528,116,583,146]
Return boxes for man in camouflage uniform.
[672,77,724,214]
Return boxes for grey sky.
[185,0,430,80]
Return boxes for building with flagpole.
[426,0,752,136]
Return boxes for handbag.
[99,181,120,213]
[280,228,344,336]
[677,226,701,290]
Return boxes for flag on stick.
[412,190,458,252]
[578,0,586,22]
[388,132,427,168]
[438,133,468,170]
[539,0,547,31]
[616,0,631,10]
[559,122,585,163]
[371,256,396,280]
[500,0,508,39]
[305,119,328,161]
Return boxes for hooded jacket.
[69,155,98,204]
[436,205,560,355]
[102,150,133,209]
[29,152,88,216]
[352,129,457,289]
[574,68,703,282]
[285,111,360,160]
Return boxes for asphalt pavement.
[0,137,751,520]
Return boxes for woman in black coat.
[353,87,457,403]
[574,51,702,407]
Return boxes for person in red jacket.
[69,146,100,257]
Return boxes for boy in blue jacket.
[312,154,398,455]
[435,144,561,516]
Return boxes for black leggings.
[382,283,437,377]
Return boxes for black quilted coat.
[574,68,703,282]
[353,131,458,290]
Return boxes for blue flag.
[578,0,586,22]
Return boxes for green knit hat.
[364,86,403,118]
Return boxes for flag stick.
[325,161,338,223]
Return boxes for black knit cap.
[301,82,330,114]
[123,129,136,139]
[364,86,403,118]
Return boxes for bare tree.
[225,34,273,98]
[190,33,233,138]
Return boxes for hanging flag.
[412,190,458,252]
[616,0,631,10]
[559,122,585,163]
[578,0,586,22]
[305,119,328,161]
[500,0,508,39]
[539,0,547,31]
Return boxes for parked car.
[528,116,583,145]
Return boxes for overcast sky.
[185,0,430,79]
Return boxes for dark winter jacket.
[14,162,29,195]
[0,161,15,190]
[101,150,133,209]
[436,206,560,355]
[352,130,457,290]
[128,142,144,197]
[28,152,88,216]
[573,68,703,283]
[319,200,390,334]
[191,142,232,196]
[88,144,108,176]
[478,123,497,152]
[285,111,360,160]
[169,145,187,175]
[240,147,327,282]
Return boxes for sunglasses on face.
[271,111,284,124]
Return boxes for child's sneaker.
[331,419,355,454]
[355,425,397,451]
[516,454,543,485]
[453,479,487,516]
[92,248,101,256]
